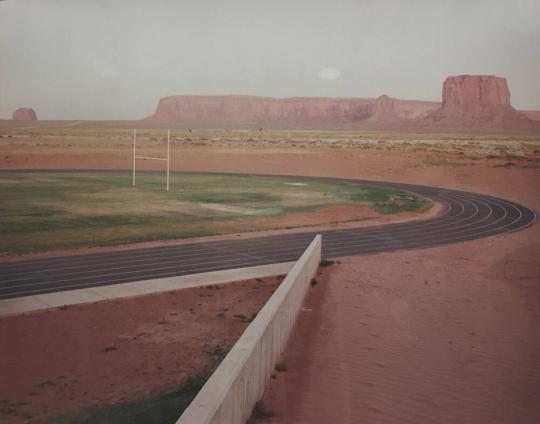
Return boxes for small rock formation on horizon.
[12,108,37,121]
[365,95,397,124]
[421,75,535,129]
[363,95,436,124]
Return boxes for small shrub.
[232,312,257,323]
[274,362,288,372]
[494,162,515,168]
[246,401,275,423]
[320,259,335,267]
[103,346,117,353]
[210,344,228,360]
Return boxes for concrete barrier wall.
[177,235,321,424]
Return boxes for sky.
[1,0,539,120]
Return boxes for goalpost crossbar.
[135,156,168,161]
[132,128,171,191]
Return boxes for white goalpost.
[132,128,171,191]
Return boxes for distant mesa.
[147,95,438,128]
[12,107,37,121]
[146,75,539,131]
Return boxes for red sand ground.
[261,152,540,423]
[0,277,280,423]
[265,231,540,423]
[1,133,539,422]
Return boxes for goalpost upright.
[132,128,171,191]
[167,129,170,192]
[132,128,137,186]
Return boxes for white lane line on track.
[1,198,523,298]
[9,195,523,298]
[0,187,461,270]
[0,184,534,299]
[0,196,455,277]
[0,190,456,272]
[0,257,295,298]
[0,198,510,293]
[323,194,508,254]
[0,203,464,284]
[0,193,511,285]
[324,197,520,256]
[0,252,301,291]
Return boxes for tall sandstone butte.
[12,108,37,121]
[443,75,510,107]
[422,75,535,129]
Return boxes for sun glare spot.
[317,68,341,81]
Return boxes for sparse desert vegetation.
[1,125,539,170]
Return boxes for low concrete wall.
[177,235,321,424]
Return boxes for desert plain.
[0,122,539,423]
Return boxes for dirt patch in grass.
[0,277,280,424]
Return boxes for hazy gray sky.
[1,0,539,119]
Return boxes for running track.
[0,173,536,300]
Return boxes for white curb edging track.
[0,262,295,317]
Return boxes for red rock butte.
[420,75,535,129]
[147,75,540,130]
[147,94,439,129]
[443,75,511,107]
[12,108,37,121]
[148,75,540,131]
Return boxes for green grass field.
[0,172,430,254]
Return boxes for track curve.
[0,174,535,299]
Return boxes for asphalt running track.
[0,173,536,300]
